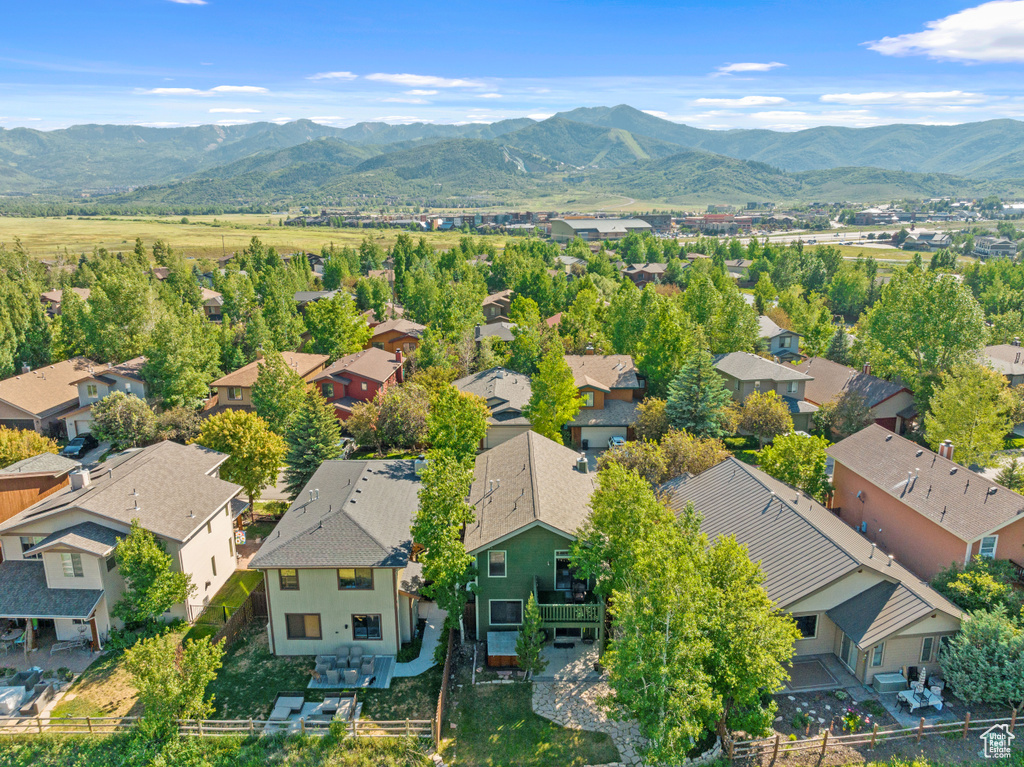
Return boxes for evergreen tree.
[283,389,342,499]
[523,343,584,445]
[515,594,549,680]
[665,349,733,439]
[825,325,849,365]
[997,458,1024,492]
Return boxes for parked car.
[337,436,356,459]
[61,433,98,458]
[607,435,627,449]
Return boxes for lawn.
[183,569,265,642]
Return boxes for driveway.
[78,440,111,469]
[260,469,292,501]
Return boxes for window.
[86,384,98,398]
[352,614,382,640]
[210,556,217,577]
[582,391,594,407]
[228,387,242,401]
[124,383,132,394]
[787,381,798,394]
[106,554,117,572]
[279,569,299,590]
[285,613,321,640]
[488,551,506,578]
[360,381,368,391]
[735,380,741,391]
[337,568,373,589]
[61,553,84,578]
[871,643,885,667]
[322,382,334,398]
[490,600,523,626]
[794,615,818,640]
[19,536,43,560]
[979,536,998,559]
[781,336,792,349]
[920,637,934,663]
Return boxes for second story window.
[337,568,373,589]
[228,387,242,401]
[279,569,300,590]
[787,381,798,394]
[20,536,43,560]
[361,382,368,391]
[86,384,98,398]
[582,392,594,407]
[780,336,792,348]
[322,382,334,398]
[61,552,84,578]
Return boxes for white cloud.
[405,89,438,95]
[307,71,357,81]
[310,115,345,121]
[477,93,503,99]
[143,87,204,95]
[715,61,786,75]
[694,95,788,107]
[138,121,185,127]
[382,97,429,104]
[167,0,207,4]
[215,119,251,125]
[142,85,267,96]
[209,85,267,93]
[821,90,987,105]
[373,115,424,123]
[271,117,293,124]
[642,110,669,118]
[366,73,485,88]
[867,1,1024,62]
[527,113,554,120]
[209,107,261,113]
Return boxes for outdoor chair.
[349,646,363,662]
[326,669,341,686]
[315,663,331,676]
[335,645,351,658]
[896,696,911,714]
[343,668,358,685]
[359,655,375,675]
[315,655,336,668]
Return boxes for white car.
[607,436,627,449]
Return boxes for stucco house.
[664,457,963,685]
[713,351,818,432]
[453,367,532,449]
[0,441,245,651]
[467,432,603,661]
[207,351,329,416]
[249,459,423,657]
[0,358,99,436]
[313,348,405,422]
[828,425,1024,583]
[758,316,802,362]
[60,357,148,440]
[564,354,643,447]
[984,341,1024,388]
[789,358,916,433]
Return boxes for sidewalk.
[393,601,446,677]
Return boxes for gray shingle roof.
[714,352,811,383]
[453,368,532,427]
[825,581,934,648]
[249,460,420,570]
[661,457,960,646]
[0,441,242,543]
[984,344,1024,377]
[569,398,639,427]
[757,316,799,340]
[790,357,910,409]
[0,453,80,477]
[783,397,819,416]
[25,521,122,557]
[474,323,516,343]
[564,355,640,391]
[465,432,595,553]
[827,424,1024,542]
[0,561,103,619]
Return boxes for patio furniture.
[321,696,341,715]
[314,662,332,676]
[898,687,943,712]
[349,646,363,663]
[268,705,292,722]
[0,641,9,657]
[930,685,943,699]
[335,645,351,659]
[326,669,341,685]
[0,628,23,643]
[359,655,375,675]
[872,672,909,693]
[315,655,336,668]
[51,638,89,655]
[343,668,358,685]
[275,694,305,713]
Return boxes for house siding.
[967,517,1024,566]
[0,474,71,524]
[172,504,236,622]
[370,330,419,355]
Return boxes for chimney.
[585,343,595,356]
[496,369,505,379]
[576,454,589,474]
[1013,337,1021,347]
[395,349,404,383]
[69,468,91,491]
[862,362,871,376]
[20,362,29,374]
[255,348,265,361]
[938,440,954,461]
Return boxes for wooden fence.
[433,627,456,748]
[211,586,267,648]
[728,710,1018,762]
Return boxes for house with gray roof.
[0,453,80,525]
[662,457,962,685]
[249,460,423,658]
[564,354,643,447]
[467,432,604,657]
[60,356,148,440]
[0,441,245,651]
[983,341,1024,388]
[714,351,818,432]
[453,367,532,449]
[757,316,802,362]
[789,358,916,433]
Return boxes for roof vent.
[888,554,894,566]
[916,450,923,457]
[885,434,893,441]
[189,510,194,518]
[988,487,998,495]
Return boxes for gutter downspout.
[263,569,276,654]
[393,569,401,654]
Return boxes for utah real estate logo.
[980,724,1015,759]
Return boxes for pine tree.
[825,325,849,365]
[283,389,342,499]
[515,594,548,680]
[665,348,733,439]
[996,459,1024,492]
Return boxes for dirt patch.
[773,691,895,739]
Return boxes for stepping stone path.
[533,680,648,767]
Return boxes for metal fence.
[188,583,268,648]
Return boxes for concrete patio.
[534,639,601,682]
[307,655,395,690]
[784,654,860,692]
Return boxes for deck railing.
[1009,559,1024,585]
[537,603,601,623]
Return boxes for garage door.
[75,421,93,437]
[580,426,627,447]
[483,425,531,450]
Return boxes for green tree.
[633,397,669,442]
[753,273,776,315]
[113,520,196,627]
[997,458,1024,492]
[155,406,204,444]
[0,427,59,469]
[507,296,544,376]
[91,391,157,450]
[50,290,90,360]
[427,385,489,465]
[304,293,371,361]
[740,390,793,447]
[250,350,307,435]
[259,269,304,352]
[597,440,667,486]
[194,410,286,510]
[142,311,221,408]
[515,594,549,680]
[660,429,730,481]
[523,344,583,445]
[825,325,849,365]
[924,364,1013,467]
[664,349,733,439]
[283,389,342,499]
[758,432,832,503]
[932,557,1023,618]
[86,267,157,362]
[940,607,1024,711]
[813,391,873,441]
[346,384,431,456]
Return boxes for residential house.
[663,458,963,685]
[361,303,406,327]
[39,288,91,318]
[974,236,1017,259]
[713,352,818,432]
[757,316,803,362]
[466,432,604,656]
[828,425,1024,582]
[0,358,99,436]
[60,357,148,440]
[901,231,953,252]
[0,441,245,650]
[621,262,667,288]
[368,319,425,355]
[294,291,339,313]
[790,358,917,433]
[249,460,422,656]
[207,352,329,416]
[453,367,532,449]
[483,290,514,324]
[367,269,396,288]
[725,258,753,283]
[314,348,405,421]
[984,341,1024,387]
[201,289,224,322]
[474,322,515,345]
[550,218,651,243]
[0,454,80,525]
[564,354,642,447]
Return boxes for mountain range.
[2,105,1023,205]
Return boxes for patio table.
[898,687,943,712]
[1,629,23,642]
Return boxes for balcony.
[533,576,602,625]
[537,602,601,624]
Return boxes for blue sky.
[3,0,1024,131]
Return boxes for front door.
[839,632,857,673]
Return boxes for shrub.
[833,689,848,701]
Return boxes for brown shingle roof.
[211,351,328,388]
[790,357,909,409]
[316,348,403,385]
[483,290,513,307]
[370,318,425,340]
[464,432,595,553]
[0,357,99,419]
[714,351,811,383]
[827,424,1024,542]
[564,355,640,390]
[40,288,90,305]
[70,356,147,386]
